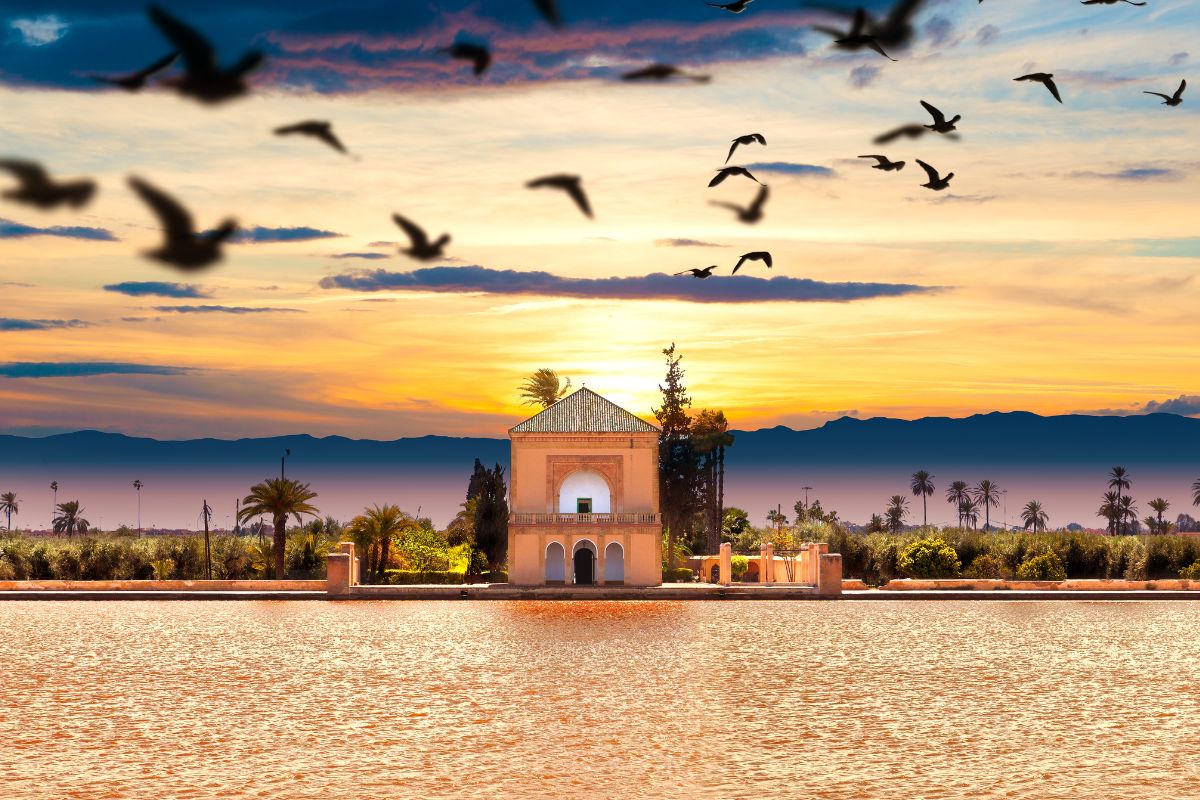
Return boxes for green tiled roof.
[511,387,659,434]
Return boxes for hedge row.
[381,569,466,585]
[662,567,694,583]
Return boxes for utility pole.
[801,486,813,515]
[202,499,213,580]
[234,497,241,535]
[133,480,143,535]
[281,448,291,480]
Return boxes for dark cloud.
[745,162,835,178]
[318,265,940,304]
[153,305,303,314]
[0,318,89,331]
[331,252,391,259]
[655,238,727,248]
[103,281,211,299]
[0,218,117,241]
[211,226,342,243]
[0,362,189,378]
[848,64,882,89]
[1068,167,1183,182]
[0,281,34,288]
[1168,52,1189,66]
[975,24,1000,47]
[925,16,955,48]
[1084,395,1200,417]
[927,194,998,205]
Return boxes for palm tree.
[1098,490,1120,534]
[50,480,58,532]
[910,470,935,527]
[946,480,969,528]
[52,500,90,539]
[346,504,413,583]
[1021,500,1049,532]
[1148,497,1170,534]
[133,480,143,534]
[1108,466,1131,534]
[885,495,908,534]
[518,368,572,408]
[0,491,18,530]
[959,497,980,530]
[237,478,319,579]
[1118,495,1138,534]
[973,480,1001,531]
[691,408,734,554]
[1192,477,1200,509]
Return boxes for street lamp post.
[133,480,143,535]
[281,448,291,480]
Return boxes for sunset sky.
[1,0,1197,439]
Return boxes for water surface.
[1,601,1197,799]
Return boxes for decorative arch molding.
[548,455,624,512]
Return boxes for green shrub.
[964,553,1007,579]
[0,560,15,581]
[730,555,749,579]
[1015,551,1067,581]
[483,570,508,583]
[662,567,694,583]
[897,537,961,579]
[1179,561,1200,580]
[383,569,465,585]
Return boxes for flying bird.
[273,121,349,154]
[0,160,96,209]
[620,63,711,83]
[676,265,719,279]
[706,0,755,12]
[921,100,960,133]
[147,5,263,104]
[531,0,563,27]
[1144,79,1186,106]
[441,42,491,76]
[858,154,906,171]
[1080,0,1146,5]
[1014,73,1062,103]
[835,32,896,61]
[526,174,593,218]
[732,251,772,274]
[391,214,451,261]
[873,123,929,144]
[815,1,926,51]
[128,176,235,271]
[709,184,769,224]
[89,52,178,91]
[725,133,766,165]
[709,167,764,188]
[915,159,953,191]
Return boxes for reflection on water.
[1,601,1198,799]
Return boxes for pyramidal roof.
[511,387,660,434]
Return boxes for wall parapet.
[510,512,661,525]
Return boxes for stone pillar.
[760,543,774,586]
[817,553,843,596]
[719,542,732,586]
[597,543,606,586]
[339,541,357,587]
[327,545,352,597]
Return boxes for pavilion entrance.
[572,541,596,585]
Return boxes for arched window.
[558,470,611,514]
[604,542,624,584]
[545,542,566,583]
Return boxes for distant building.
[507,388,662,586]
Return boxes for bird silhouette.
[836,32,896,61]
[706,0,755,12]
[725,133,766,165]
[676,265,719,279]
[620,63,711,83]
[1081,0,1146,5]
[921,100,960,133]
[531,0,563,27]
[392,214,451,261]
[0,160,96,209]
[709,167,764,188]
[147,5,263,104]
[873,123,929,144]
[1014,73,1062,103]
[273,121,349,154]
[441,43,491,76]
[89,52,178,91]
[1144,79,1186,106]
[732,251,772,274]
[915,159,953,191]
[859,154,906,171]
[128,176,235,271]
[526,174,593,218]
[815,1,925,50]
[710,184,769,224]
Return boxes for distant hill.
[2,412,1198,529]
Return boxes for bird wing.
[759,252,773,268]
[708,171,729,188]
[0,159,49,188]
[858,155,887,164]
[850,7,866,36]
[873,124,919,144]
[812,24,848,38]
[563,182,593,218]
[146,6,217,77]
[532,0,563,27]
[919,100,944,124]
[128,176,196,239]
[392,214,430,248]
[865,39,897,60]
[915,159,939,182]
[473,50,491,75]
[747,185,769,213]
[136,51,180,79]
[1043,77,1062,103]
[725,140,741,165]
[752,133,766,144]
[731,255,747,274]
[1143,91,1171,100]
[741,168,763,185]
[1176,79,1187,100]
[315,126,347,153]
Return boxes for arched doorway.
[572,540,596,585]
[604,542,624,585]
[710,564,720,584]
[545,542,566,584]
